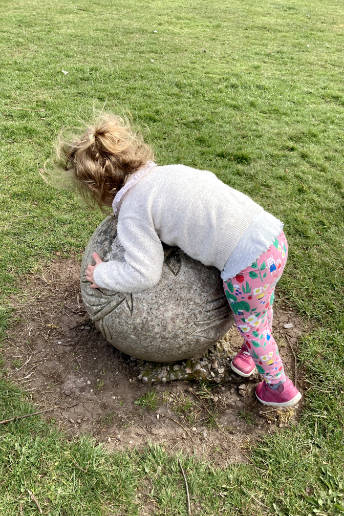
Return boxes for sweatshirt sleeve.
[93,212,164,293]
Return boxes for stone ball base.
[80,216,233,363]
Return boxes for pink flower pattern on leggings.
[223,232,288,384]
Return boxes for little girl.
[58,114,301,408]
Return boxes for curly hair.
[54,114,154,207]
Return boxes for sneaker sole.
[255,391,302,408]
[230,362,256,378]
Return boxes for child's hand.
[86,252,103,288]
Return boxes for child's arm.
[91,214,164,293]
[86,252,103,288]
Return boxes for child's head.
[55,114,153,207]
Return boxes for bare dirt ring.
[2,258,306,467]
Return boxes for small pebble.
[283,323,294,329]
[238,384,248,397]
[192,427,197,432]
[87,380,91,385]
[186,386,193,393]
[156,414,160,420]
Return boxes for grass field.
[0,0,343,514]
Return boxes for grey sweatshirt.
[93,164,283,292]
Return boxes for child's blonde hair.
[54,114,154,207]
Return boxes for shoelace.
[240,350,252,360]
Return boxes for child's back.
[121,163,263,269]
[95,163,282,293]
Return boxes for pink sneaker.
[255,377,302,407]
[231,343,256,377]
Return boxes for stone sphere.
[80,216,233,362]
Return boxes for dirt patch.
[2,258,306,466]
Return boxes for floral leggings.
[223,232,288,385]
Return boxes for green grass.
[0,0,343,513]
[134,391,159,411]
